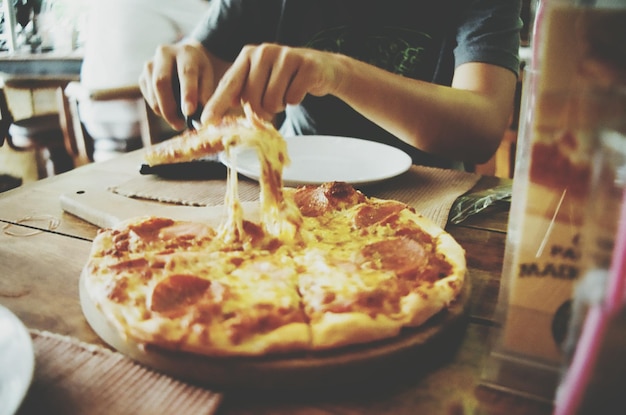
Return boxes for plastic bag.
[448,183,512,224]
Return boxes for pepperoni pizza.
[81,108,466,357]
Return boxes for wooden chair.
[0,76,75,178]
[59,82,162,166]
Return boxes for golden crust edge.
[127,320,312,357]
[308,312,403,351]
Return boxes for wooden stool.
[8,112,73,178]
[60,82,164,166]
[0,78,75,179]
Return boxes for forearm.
[331,55,517,164]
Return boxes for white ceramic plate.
[219,135,412,187]
[0,305,34,415]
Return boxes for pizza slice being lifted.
[146,106,302,244]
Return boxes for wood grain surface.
[0,150,553,415]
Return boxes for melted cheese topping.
[164,105,304,246]
[143,104,304,245]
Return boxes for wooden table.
[0,151,554,415]
[0,52,82,78]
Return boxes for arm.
[332,56,518,164]
[203,44,517,165]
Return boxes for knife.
[186,105,204,132]
[139,157,227,180]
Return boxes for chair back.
[60,82,162,166]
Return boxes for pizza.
[82,107,466,357]
[143,107,277,167]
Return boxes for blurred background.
[1,0,87,54]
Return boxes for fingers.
[139,44,184,130]
[203,50,251,124]
[204,44,306,123]
[244,47,275,117]
[283,68,309,105]
[177,43,211,118]
[259,48,298,113]
[139,61,158,113]
[160,51,190,130]
[203,44,336,124]
[239,45,299,117]
[140,43,338,131]
[139,42,215,131]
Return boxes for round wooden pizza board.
[80,270,471,393]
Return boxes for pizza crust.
[401,282,457,327]
[309,312,403,350]
[130,318,312,357]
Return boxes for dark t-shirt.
[193,0,522,168]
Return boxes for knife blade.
[186,105,204,132]
[139,157,227,180]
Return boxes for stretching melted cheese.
[217,107,302,245]
[144,104,304,245]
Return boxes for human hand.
[139,41,216,131]
[203,43,343,124]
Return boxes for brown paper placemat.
[17,330,222,415]
[110,166,480,228]
[360,166,481,228]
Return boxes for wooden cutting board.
[60,189,259,229]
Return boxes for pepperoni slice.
[129,217,175,241]
[109,257,149,270]
[242,220,265,243]
[107,278,129,303]
[362,237,428,279]
[354,201,406,228]
[294,182,365,216]
[150,274,211,313]
[158,221,215,240]
[293,185,331,217]
[323,181,365,206]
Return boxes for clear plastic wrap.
[449,184,512,224]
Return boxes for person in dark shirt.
[140,0,522,169]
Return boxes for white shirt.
[81,0,211,89]
[78,0,211,142]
